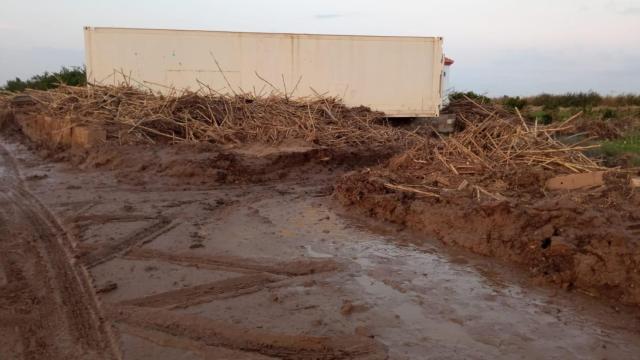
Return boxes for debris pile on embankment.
[336,100,640,305]
[18,85,418,150]
[368,100,606,200]
[1,85,425,185]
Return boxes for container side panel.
[291,36,438,115]
[84,28,94,83]
[237,34,294,95]
[85,28,442,117]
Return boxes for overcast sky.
[1,0,639,96]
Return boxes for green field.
[600,134,640,166]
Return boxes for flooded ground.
[1,137,640,359]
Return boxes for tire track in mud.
[125,247,341,276]
[72,214,158,223]
[0,141,384,358]
[118,324,279,360]
[82,218,178,268]
[627,223,640,236]
[108,305,387,360]
[0,210,58,359]
[0,143,119,359]
[117,273,283,309]
[70,213,159,237]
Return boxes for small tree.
[502,96,527,110]
[1,66,86,92]
[3,78,28,92]
[449,91,491,104]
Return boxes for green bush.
[601,94,640,107]
[601,108,617,119]
[501,96,527,110]
[449,91,491,104]
[2,66,86,92]
[600,134,640,166]
[531,110,553,125]
[528,92,603,109]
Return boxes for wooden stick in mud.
[384,183,441,198]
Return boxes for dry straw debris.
[433,99,603,173]
[383,98,608,198]
[21,84,418,149]
[4,85,610,200]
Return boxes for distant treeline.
[2,66,86,92]
[525,92,640,108]
[2,67,638,110]
[450,91,640,109]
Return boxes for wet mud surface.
[2,138,640,359]
[335,170,640,306]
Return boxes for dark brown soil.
[3,102,640,359]
[335,169,640,305]
[11,119,396,189]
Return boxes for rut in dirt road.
[81,217,177,268]
[109,305,387,360]
[0,143,119,359]
[125,247,341,276]
[117,273,284,309]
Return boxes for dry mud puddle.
[1,139,640,359]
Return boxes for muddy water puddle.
[208,194,640,359]
[2,138,640,359]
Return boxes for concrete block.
[412,114,456,134]
[546,171,605,191]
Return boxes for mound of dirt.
[12,136,393,189]
[2,87,404,187]
[335,100,640,305]
[0,102,19,134]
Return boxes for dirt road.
[0,144,117,359]
[2,138,640,359]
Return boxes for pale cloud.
[605,0,640,15]
[315,14,346,19]
[314,11,358,20]
[622,6,640,14]
[0,0,638,95]
[0,47,82,83]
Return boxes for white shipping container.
[84,27,444,117]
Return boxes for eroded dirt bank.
[333,100,640,306]
[2,137,640,359]
[335,171,640,305]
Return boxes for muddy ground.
[335,168,640,305]
[1,134,640,360]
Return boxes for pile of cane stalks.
[382,98,608,199]
[22,84,417,149]
[5,85,611,199]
